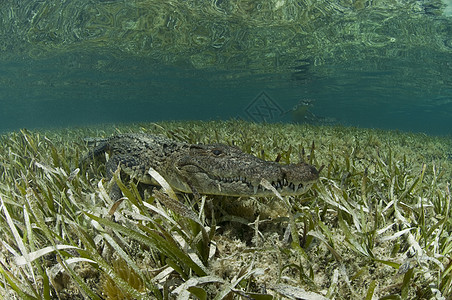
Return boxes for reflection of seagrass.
[0,0,449,71]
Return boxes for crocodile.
[81,133,320,200]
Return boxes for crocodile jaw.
[172,171,317,197]
[170,144,319,196]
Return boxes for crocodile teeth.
[253,185,258,194]
[294,183,304,192]
[216,176,252,184]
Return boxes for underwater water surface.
[0,0,451,135]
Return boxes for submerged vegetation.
[0,120,451,299]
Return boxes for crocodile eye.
[212,149,223,156]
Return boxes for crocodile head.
[166,143,320,197]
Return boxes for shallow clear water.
[1,1,451,135]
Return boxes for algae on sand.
[0,121,451,299]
